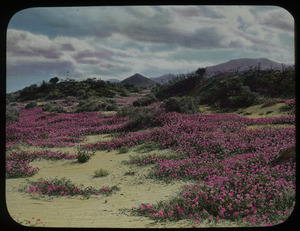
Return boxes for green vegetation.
[6,107,19,124]
[154,68,205,100]
[25,101,38,109]
[23,177,119,197]
[133,94,157,107]
[42,102,65,113]
[162,96,199,114]
[7,65,294,114]
[77,148,95,163]
[154,65,295,111]
[8,77,145,103]
[75,96,117,112]
[93,168,109,177]
[117,106,161,131]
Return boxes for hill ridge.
[205,58,287,77]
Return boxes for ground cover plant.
[6,150,77,178]
[23,177,119,197]
[93,168,109,178]
[6,106,130,149]
[76,147,95,163]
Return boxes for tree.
[195,68,206,77]
[49,77,59,84]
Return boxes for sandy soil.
[6,140,197,228]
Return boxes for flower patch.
[24,177,119,197]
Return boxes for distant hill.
[151,73,177,84]
[121,73,156,87]
[205,58,287,77]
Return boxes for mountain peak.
[121,73,156,87]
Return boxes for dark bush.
[46,89,62,100]
[49,77,59,84]
[119,87,129,97]
[25,101,38,109]
[155,71,204,100]
[226,85,258,108]
[75,97,117,112]
[196,76,258,110]
[162,96,199,114]
[133,94,157,107]
[117,106,160,131]
[6,108,19,124]
[77,148,95,163]
[243,66,295,98]
[42,103,65,113]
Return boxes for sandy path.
[6,145,194,228]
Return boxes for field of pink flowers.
[84,111,295,226]
[6,96,296,227]
[6,107,130,149]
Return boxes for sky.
[6,5,295,93]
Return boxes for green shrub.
[75,97,117,112]
[133,94,157,107]
[117,106,160,131]
[77,148,95,163]
[42,103,65,113]
[93,168,109,177]
[6,108,19,124]
[46,89,62,100]
[155,71,203,100]
[197,76,258,110]
[119,146,129,154]
[25,101,38,109]
[119,87,129,97]
[226,85,258,108]
[162,96,199,113]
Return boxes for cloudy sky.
[7,5,294,92]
